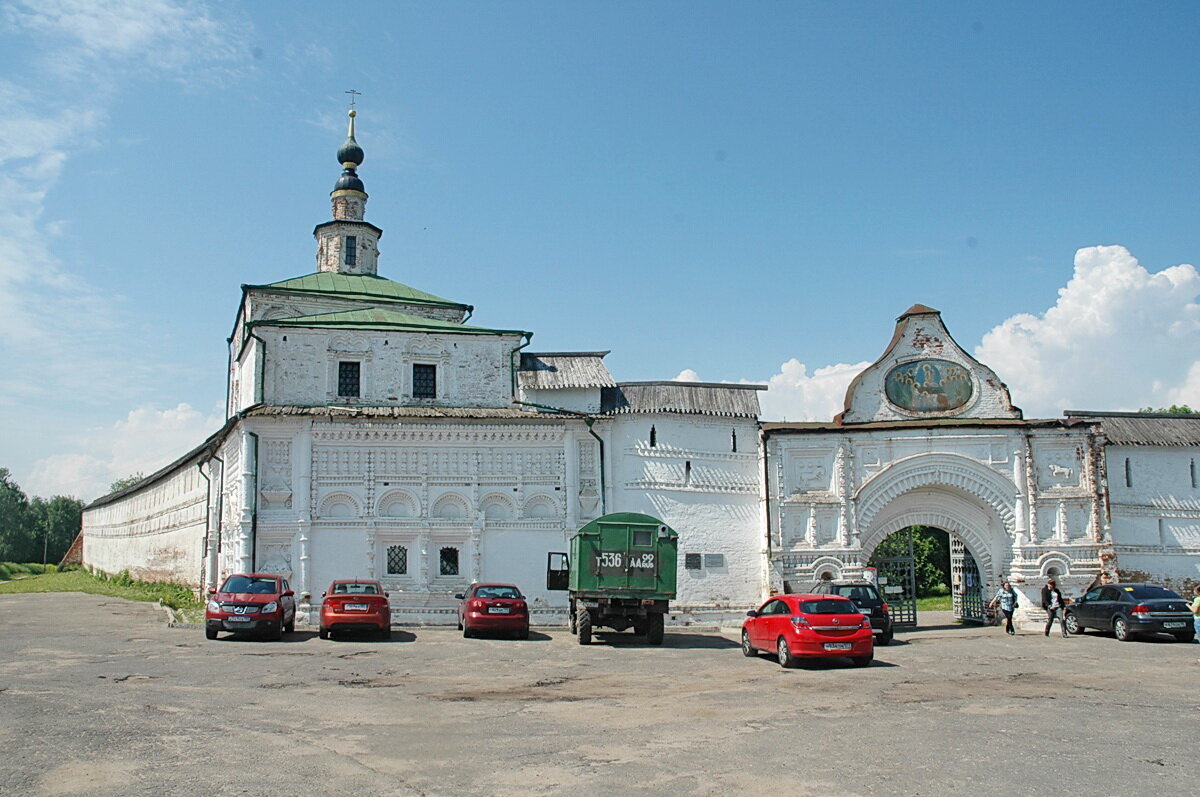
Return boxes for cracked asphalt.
[1,592,1196,796]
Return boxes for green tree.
[0,468,34,562]
[870,526,951,597]
[28,495,85,564]
[108,473,146,493]
[1138,405,1195,414]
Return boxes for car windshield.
[799,599,859,615]
[1126,585,1181,600]
[475,586,521,599]
[833,585,879,601]
[222,576,277,594]
[334,583,379,595]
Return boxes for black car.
[802,580,894,644]
[1064,583,1194,642]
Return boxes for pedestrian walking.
[990,579,1020,635]
[1190,585,1200,644]
[1041,578,1069,638]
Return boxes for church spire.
[315,99,383,275]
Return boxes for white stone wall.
[519,386,603,414]
[608,414,765,611]
[1105,443,1200,589]
[246,291,466,326]
[83,457,210,586]
[250,328,524,409]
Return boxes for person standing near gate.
[1041,578,1068,638]
[1189,585,1200,643]
[990,580,1019,635]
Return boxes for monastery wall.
[83,457,210,587]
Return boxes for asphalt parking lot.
[1,593,1196,796]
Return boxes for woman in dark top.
[1041,578,1068,638]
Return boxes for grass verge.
[0,562,57,581]
[916,595,953,611]
[0,568,201,612]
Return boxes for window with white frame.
[386,545,408,575]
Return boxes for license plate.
[858,607,872,614]
[1164,622,1186,628]
[346,604,368,611]
[225,617,251,623]
[824,642,852,650]
[488,606,510,614]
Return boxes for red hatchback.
[320,579,392,640]
[742,594,874,668]
[456,583,530,639]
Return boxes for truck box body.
[568,512,678,600]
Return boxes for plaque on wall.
[884,359,973,412]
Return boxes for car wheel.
[518,627,529,640]
[576,607,592,646]
[1173,630,1195,643]
[741,629,757,657]
[269,621,283,641]
[463,624,473,638]
[380,626,391,641]
[284,616,294,634]
[318,628,329,640]
[1113,616,1133,642]
[879,629,893,646]
[456,616,463,631]
[1064,613,1084,635]
[777,636,795,668]
[646,614,664,646]
[851,654,873,667]
[205,628,218,640]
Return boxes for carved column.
[835,441,856,547]
[295,425,313,608]
[805,504,817,546]
[239,429,256,572]
[1024,438,1039,544]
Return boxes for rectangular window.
[337,361,360,397]
[344,235,357,266]
[413,364,437,398]
[1191,459,1197,489]
[439,546,459,576]
[1124,457,1132,488]
[386,545,407,575]
[632,529,653,547]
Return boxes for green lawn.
[0,568,202,612]
[915,595,953,611]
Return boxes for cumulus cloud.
[976,245,1200,416]
[754,359,871,422]
[673,368,701,382]
[27,402,224,500]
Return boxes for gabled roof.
[1065,410,1200,446]
[245,272,470,311]
[252,307,529,337]
[518,352,616,389]
[601,381,765,418]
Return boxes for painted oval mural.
[885,359,973,412]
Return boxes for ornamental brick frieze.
[311,423,564,444]
[855,456,1018,533]
[627,444,759,463]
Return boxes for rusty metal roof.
[601,382,764,418]
[1065,411,1200,446]
[518,352,616,389]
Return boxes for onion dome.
[333,109,366,195]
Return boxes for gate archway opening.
[866,525,989,628]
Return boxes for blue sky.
[2,1,1200,500]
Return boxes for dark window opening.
[413,364,437,398]
[337,361,360,398]
[649,425,656,447]
[684,553,702,570]
[731,428,737,452]
[1124,457,1132,488]
[1191,459,1197,489]
[386,545,407,575]
[633,530,652,547]
[439,547,459,576]
[344,235,357,266]
[684,460,692,486]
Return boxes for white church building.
[82,112,1200,627]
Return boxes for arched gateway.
[763,305,1115,627]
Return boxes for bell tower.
[314,106,383,275]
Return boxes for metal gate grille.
[870,529,917,627]
[951,537,985,622]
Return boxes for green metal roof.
[247,272,469,310]
[254,307,529,337]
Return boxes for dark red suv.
[205,573,296,640]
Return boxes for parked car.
[742,594,874,668]
[320,579,392,640]
[205,573,296,640]
[1064,583,1195,642]
[456,583,530,639]
[804,580,894,644]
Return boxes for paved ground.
[1,593,1196,796]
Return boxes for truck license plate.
[824,642,852,650]
[1164,622,1185,628]
[488,607,510,614]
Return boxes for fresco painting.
[885,359,973,412]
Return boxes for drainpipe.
[508,333,534,397]
[209,451,225,589]
[197,460,211,590]
[512,399,607,516]
[243,431,260,572]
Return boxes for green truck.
[546,512,679,645]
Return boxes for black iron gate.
[870,528,917,627]
[951,537,986,623]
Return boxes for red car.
[320,579,392,640]
[741,593,874,668]
[456,583,530,639]
[205,573,296,640]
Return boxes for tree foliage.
[1139,405,1195,414]
[869,525,951,597]
[108,473,146,493]
[0,468,84,564]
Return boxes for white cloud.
[976,245,1200,416]
[27,402,223,500]
[673,368,701,382]
[753,359,870,422]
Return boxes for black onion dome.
[334,167,365,193]
[337,137,364,167]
